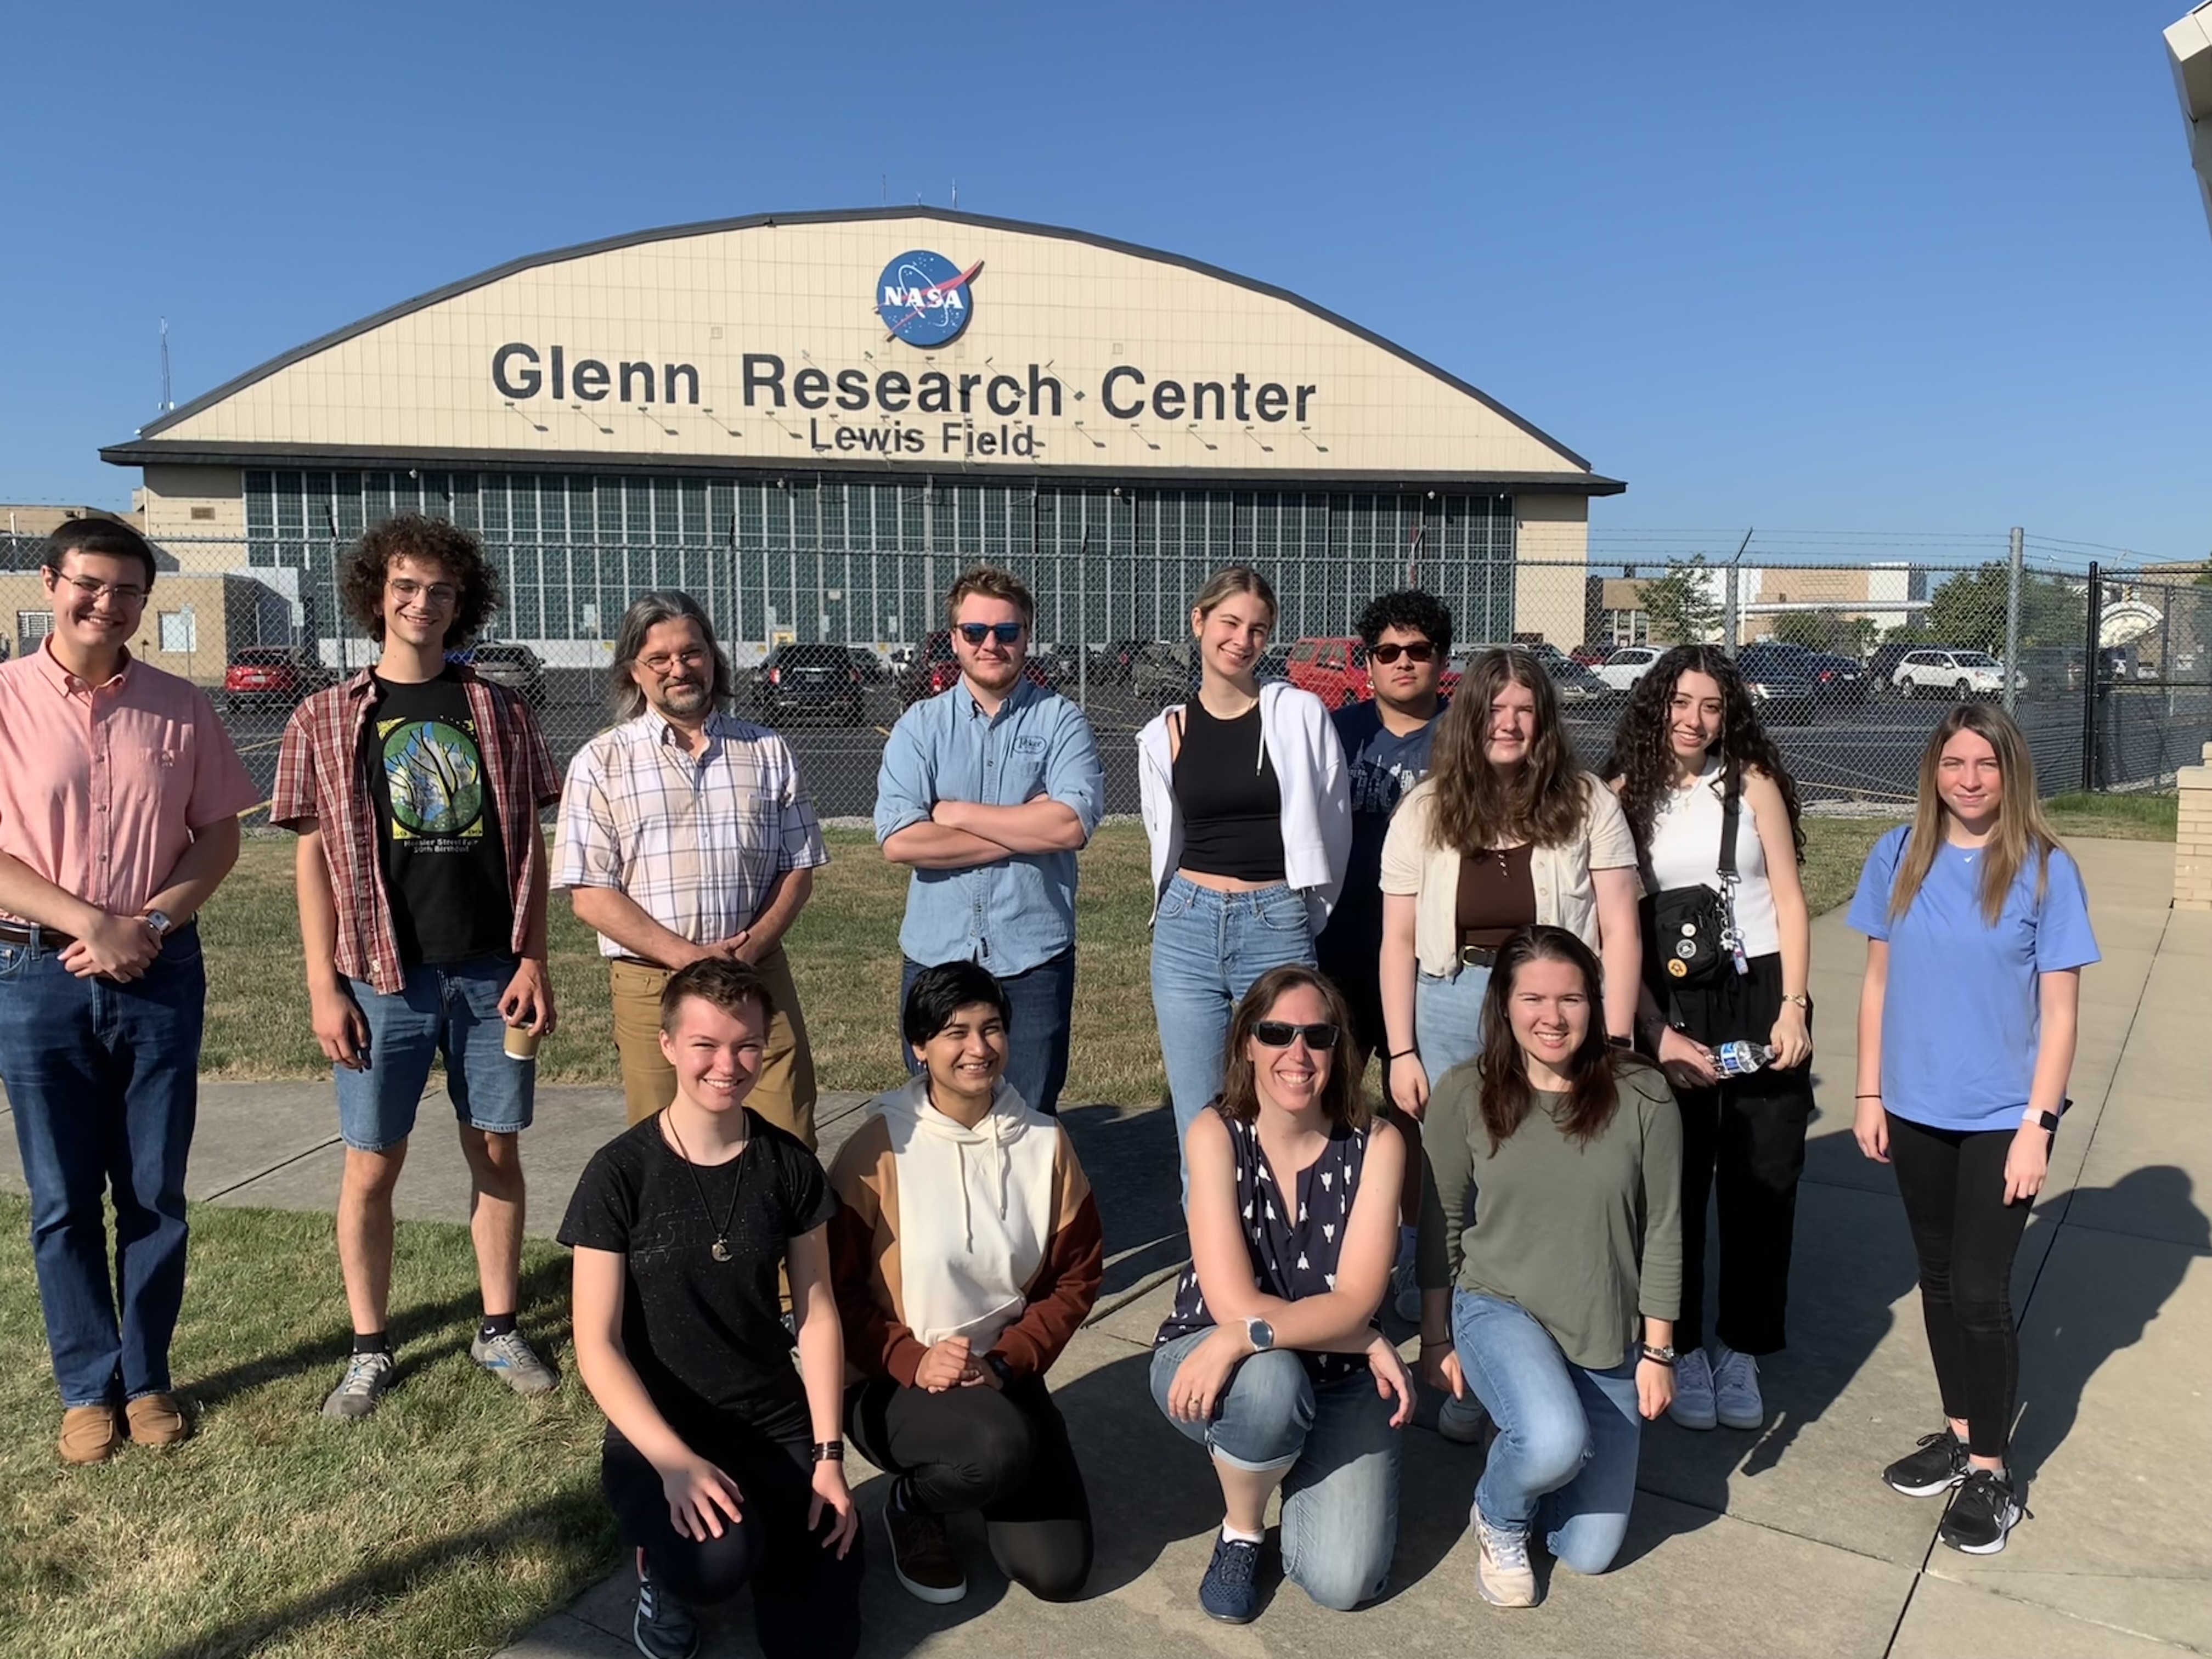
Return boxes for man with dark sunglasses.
[874,567,1104,1115]
[1314,590,1453,1071]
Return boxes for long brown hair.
[1215,966,1369,1132]
[1429,649,1589,854]
[1889,703,2066,927]
[1189,565,1278,629]
[1474,927,1649,1154]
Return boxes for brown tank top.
[1456,843,1538,950]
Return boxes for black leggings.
[1887,1113,2035,1459]
[602,1417,864,1659]
[845,1372,1093,1601]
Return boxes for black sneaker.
[633,1561,698,1659]
[1940,1468,2027,1555]
[1882,1427,1969,1497]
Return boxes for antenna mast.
[159,318,175,413]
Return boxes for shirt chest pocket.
[994,734,1050,803]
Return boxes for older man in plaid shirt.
[555,591,829,1142]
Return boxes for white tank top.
[1643,759,1781,960]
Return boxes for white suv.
[1892,648,2011,701]
[1591,645,1662,692]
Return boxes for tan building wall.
[1,503,145,542]
[1,572,245,685]
[140,466,246,555]
[1511,495,1589,646]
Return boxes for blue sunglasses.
[957,622,1025,645]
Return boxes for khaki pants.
[608,945,818,1148]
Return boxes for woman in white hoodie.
[1139,567,1351,1197]
[828,962,1104,1607]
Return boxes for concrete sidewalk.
[4,838,2207,1657]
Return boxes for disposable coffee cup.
[503,1024,541,1062]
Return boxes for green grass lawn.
[0,1195,611,1659]
[201,817,1892,1097]
[2044,791,2179,842]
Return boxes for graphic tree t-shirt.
[366,672,512,966]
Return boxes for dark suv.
[459,642,548,707]
[758,643,867,726]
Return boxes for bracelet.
[1855,1093,1882,1099]
[1386,1048,1417,1062]
[809,1440,844,1463]
[1418,1335,1452,1349]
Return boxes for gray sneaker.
[471,1329,560,1395]
[321,1350,398,1420]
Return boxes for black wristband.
[810,1440,844,1463]
[1386,1048,1417,1062]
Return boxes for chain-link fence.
[34,531,2206,820]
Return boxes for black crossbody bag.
[1645,782,1743,987]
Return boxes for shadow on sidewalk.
[1058,1102,1186,1299]
[2011,1164,2208,1475]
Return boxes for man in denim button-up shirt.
[874,567,1105,1115]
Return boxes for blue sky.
[3,0,2205,560]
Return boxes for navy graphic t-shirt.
[1316,699,1442,961]
[365,670,512,966]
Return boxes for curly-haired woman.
[1602,645,1814,1434]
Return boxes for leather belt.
[0,921,79,952]
[613,955,672,973]
[1458,943,1500,968]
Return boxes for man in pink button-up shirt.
[0,518,256,1466]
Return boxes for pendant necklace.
[664,1114,747,1262]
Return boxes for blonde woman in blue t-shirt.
[1847,703,2097,1557]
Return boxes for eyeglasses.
[1366,641,1435,665]
[1251,1020,1341,1050]
[640,647,709,677]
[956,622,1025,646]
[388,578,459,607]
[58,574,149,605]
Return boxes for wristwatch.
[984,1353,1014,1387]
[142,909,174,942]
[1244,1317,1276,1353]
[809,1440,844,1464]
[1780,992,1810,1009]
[2022,1107,2061,1136]
[1640,1343,1677,1365]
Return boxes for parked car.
[222,646,336,712]
[1890,648,2017,701]
[1738,663,1817,725]
[758,642,866,725]
[1569,643,1615,667]
[1804,651,1870,704]
[1255,644,1292,681]
[2017,646,2084,696]
[458,642,548,707]
[896,630,1056,706]
[1589,644,1664,693]
[1736,642,1863,708]
[1130,640,1201,703]
[1088,637,1155,686]
[1457,642,1599,707]
[1285,637,1370,708]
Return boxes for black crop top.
[1172,700,1287,883]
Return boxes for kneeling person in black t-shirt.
[561,960,862,1659]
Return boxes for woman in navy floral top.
[1151,966,1413,1624]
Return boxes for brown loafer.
[125,1392,193,1447]
[59,1404,122,1465]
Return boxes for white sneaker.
[1438,1391,1490,1445]
[1712,1343,1763,1430]
[1472,1506,1537,1607]
[1668,1348,1717,1430]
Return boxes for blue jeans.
[0,925,206,1407]
[1415,963,1491,1091]
[334,957,534,1152]
[1150,878,1316,1193]
[1150,1333,1399,1611]
[1453,1290,1643,1576]
[900,947,1075,1116]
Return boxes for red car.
[223,647,335,712]
[896,630,1056,706]
[1285,636,1460,709]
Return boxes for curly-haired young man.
[272,514,564,1419]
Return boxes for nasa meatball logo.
[877,250,982,348]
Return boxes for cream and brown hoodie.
[828,1075,1103,1386]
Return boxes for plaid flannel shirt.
[552,709,828,956]
[270,667,561,995]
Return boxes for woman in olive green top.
[1416,924,1681,1610]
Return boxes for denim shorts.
[334,957,533,1152]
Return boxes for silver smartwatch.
[1244,1317,1276,1353]
[142,909,175,943]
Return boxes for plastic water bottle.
[1714,1041,1776,1077]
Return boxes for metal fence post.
[2080,561,2101,793]
[2004,526,2023,713]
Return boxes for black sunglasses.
[957,622,1025,646]
[1366,641,1436,665]
[1252,1020,1341,1050]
